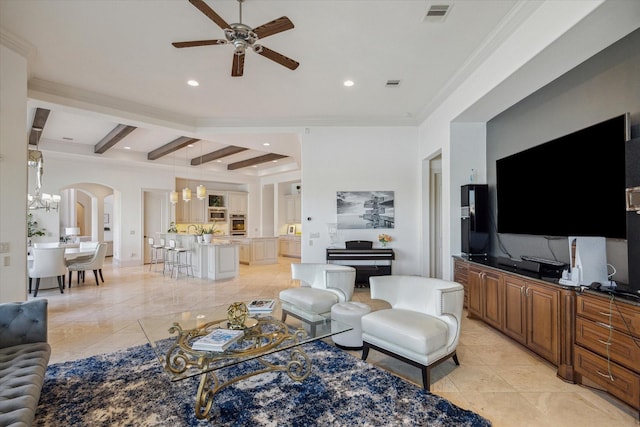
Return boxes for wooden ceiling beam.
[147,136,200,160]
[29,108,50,146]
[94,124,137,154]
[191,146,248,165]
[227,153,287,170]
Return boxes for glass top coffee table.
[138,299,352,420]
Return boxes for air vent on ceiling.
[386,80,401,87]
[423,4,452,23]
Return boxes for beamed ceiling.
[3,1,637,178]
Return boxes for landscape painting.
[336,191,395,229]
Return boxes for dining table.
[27,247,96,291]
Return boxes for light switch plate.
[0,242,9,253]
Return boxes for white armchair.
[361,275,464,391]
[279,263,356,335]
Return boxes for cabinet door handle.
[596,370,614,381]
[520,286,525,295]
[598,311,612,317]
[597,339,612,346]
[596,321,613,330]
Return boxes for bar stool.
[162,238,175,276]
[171,239,193,279]
[148,237,164,272]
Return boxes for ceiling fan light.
[197,184,207,200]
[170,191,179,205]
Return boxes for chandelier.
[27,149,60,212]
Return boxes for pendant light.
[196,142,207,200]
[170,153,178,204]
[182,146,191,202]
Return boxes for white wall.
[0,44,28,302]
[300,127,421,275]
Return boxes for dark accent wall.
[485,28,640,283]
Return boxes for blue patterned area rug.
[35,340,491,426]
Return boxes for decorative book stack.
[192,328,244,352]
[247,299,276,314]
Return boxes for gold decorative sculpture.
[226,302,248,329]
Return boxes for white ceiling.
[1,0,533,178]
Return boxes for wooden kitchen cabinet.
[279,236,301,258]
[462,259,563,369]
[453,259,469,308]
[526,281,559,365]
[174,179,206,223]
[227,191,248,215]
[502,275,527,345]
[574,292,640,411]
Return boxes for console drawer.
[575,317,640,372]
[576,294,640,337]
[575,346,640,409]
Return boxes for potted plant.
[27,213,46,245]
[202,225,215,243]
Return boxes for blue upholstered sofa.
[0,299,51,426]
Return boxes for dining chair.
[32,242,61,248]
[28,247,67,297]
[68,241,100,266]
[67,243,107,287]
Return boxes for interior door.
[143,191,167,264]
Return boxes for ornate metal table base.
[195,347,311,419]
[163,316,313,420]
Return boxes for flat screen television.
[496,113,630,239]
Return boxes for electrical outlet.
[3,256,9,267]
[309,240,313,246]
[0,242,9,253]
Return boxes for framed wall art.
[336,191,395,229]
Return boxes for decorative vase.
[380,241,387,247]
[203,234,212,243]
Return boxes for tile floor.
[32,257,639,426]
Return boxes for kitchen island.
[160,234,239,280]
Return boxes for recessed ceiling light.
[216,160,222,163]
[124,146,131,150]
[187,80,199,87]
[343,80,354,87]
[187,144,194,147]
[263,142,270,146]
[272,160,278,163]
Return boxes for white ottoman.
[331,302,371,350]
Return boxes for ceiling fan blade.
[253,16,294,39]
[189,0,230,30]
[256,46,299,71]
[232,53,245,77]
[172,39,226,48]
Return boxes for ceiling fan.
[172,0,300,77]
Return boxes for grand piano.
[326,240,395,288]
